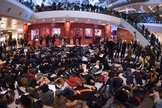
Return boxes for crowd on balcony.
[17,0,107,13]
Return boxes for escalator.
[120,17,161,54]
[120,18,150,46]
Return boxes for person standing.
[0,44,3,60]
[59,36,62,46]
[142,24,145,33]
[115,38,122,58]
[126,46,133,66]
[120,41,127,59]
[78,36,82,46]
[73,36,77,45]
[39,37,43,45]
[50,35,55,46]
[45,34,50,46]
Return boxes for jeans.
[108,77,123,94]
[126,76,133,85]
[155,99,162,108]
[60,87,74,96]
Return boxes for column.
[140,4,143,12]
[0,18,1,38]
[125,7,128,14]
[23,24,28,40]
[64,21,71,44]
[105,25,111,40]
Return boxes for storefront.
[27,22,111,45]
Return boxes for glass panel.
[41,27,50,37]
[94,29,102,37]
[74,28,83,37]
[31,29,39,41]
[111,25,117,38]
[51,28,61,37]
[85,28,93,39]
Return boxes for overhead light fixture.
[148,6,155,12]
[53,19,55,20]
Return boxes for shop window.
[85,28,93,39]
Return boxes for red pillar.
[23,24,28,40]
[105,25,111,40]
[64,21,71,44]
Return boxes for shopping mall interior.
[0,0,162,108]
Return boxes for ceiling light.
[43,19,44,21]
[75,19,77,20]
[53,19,55,20]
[99,21,100,22]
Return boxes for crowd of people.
[2,1,161,108]
[121,12,161,53]
[18,0,107,13]
[0,37,161,108]
[17,0,161,53]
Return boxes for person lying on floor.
[39,83,55,107]
[58,86,97,101]
[110,85,133,108]
[15,85,33,108]
[133,69,143,86]
[108,69,123,98]
[54,95,85,108]
[66,74,83,88]
[79,72,95,85]
[89,60,102,74]
[126,86,146,107]
[149,88,162,108]
[145,68,158,91]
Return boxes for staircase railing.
[121,14,161,52]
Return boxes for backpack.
[33,100,43,108]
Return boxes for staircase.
[120,18,150,47]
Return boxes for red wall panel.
[27,22,112,45]
[117,28,135,42]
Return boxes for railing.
[16,0,161,51]
[109,0,147,9]
[121,14,161,52]
[137,5,162,24]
